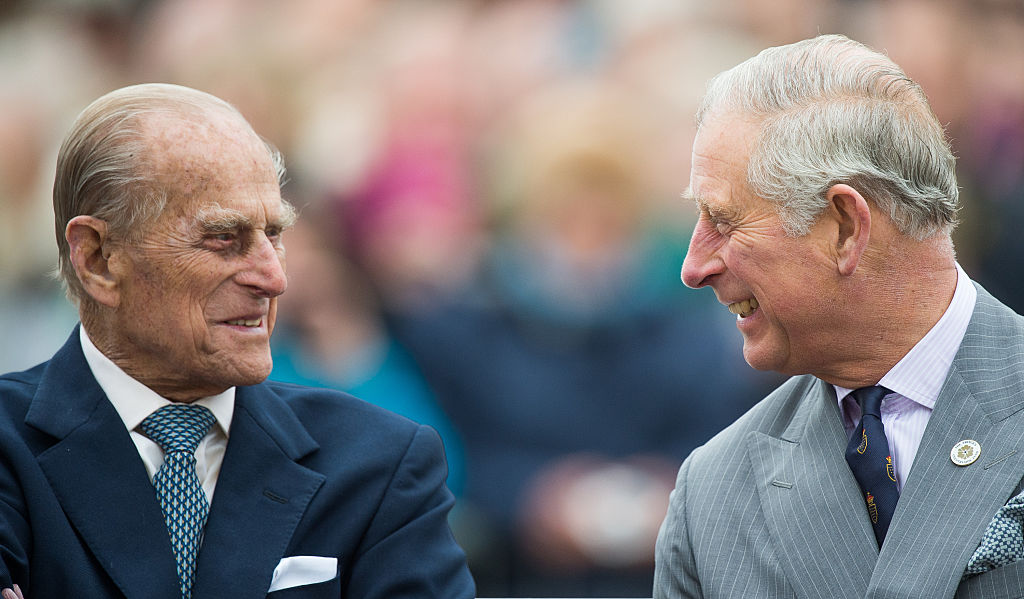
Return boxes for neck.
[79,308,225,403]
[818,234,958,389]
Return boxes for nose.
[680,218,724,289]
[238,232,288,298]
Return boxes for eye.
[701,209,731,236]
[202,231,238,250]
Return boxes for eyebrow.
[195,200,298,232]
[277,199,299,230]
[681,186,710,214]
[196,206,249,232]
[680,187,696,204]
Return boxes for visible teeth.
[226,318,261,327]
[728,298,759,318]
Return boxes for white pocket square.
[268,556,338,592]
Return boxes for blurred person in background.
[655,34,1024,599]
[0,90,80,372]
[327,1,487,314]
[269,213,466,496]
[0,5,120,373]
[383,80,773,597]
[942,2,1024,312]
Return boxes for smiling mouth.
[224,318,263,328]
[728,298,759,319]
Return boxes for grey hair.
[696,34,958,240]
[53,83,286,302]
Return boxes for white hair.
[697,34,958,239]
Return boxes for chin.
[220,356,274,388]
[243,364,274,386]
[741,344,787,374]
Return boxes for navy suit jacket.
[0,329,475,598]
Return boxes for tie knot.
[140,404,215,454]
[852,385,890,418]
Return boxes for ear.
[825,184,872,276]
[66,216,121,308]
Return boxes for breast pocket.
[955,559,1024,599]
[266,576,341,598]
[266,555,340,598]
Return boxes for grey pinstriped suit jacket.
[655,284,1024,599]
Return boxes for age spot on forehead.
[141,109,274,200]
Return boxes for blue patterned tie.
[845,386,899,547]
[140,404,216,599]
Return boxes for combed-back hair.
[53,83,286,302]
[696,34,958,239]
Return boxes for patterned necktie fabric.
[845,385,899,547]
[140,404,216,599]
[964,489,1024,578]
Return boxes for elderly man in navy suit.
[0,83,474,598]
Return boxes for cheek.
[133,247,206,290]
[173,255,229,301]
[267,299,279,334]
[767,268,830,331]
[140,269,221,337]
[721,240,767,286]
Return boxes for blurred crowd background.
[1,0,1022,596]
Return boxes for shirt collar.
[834,262,977,409]
[79,326,234,436]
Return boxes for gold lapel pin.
[951,440,981,466]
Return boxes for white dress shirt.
[79,326,234,503]
[835,263,977,490]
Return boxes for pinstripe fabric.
[654,284,1024,599]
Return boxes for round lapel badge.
[951,439,981,466]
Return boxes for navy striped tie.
[845,386,899,547]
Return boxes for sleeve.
[654,454,703,599]
[0,463,30,592]
[346,424,475,599]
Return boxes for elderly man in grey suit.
[654,34,1024,599]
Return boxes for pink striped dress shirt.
[835,263,977,491]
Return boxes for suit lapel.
[870,287,1024,598]
[191,384,325,599]
[872,374,1024,598]
[27,331,181,599]
[748,377,877,599]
